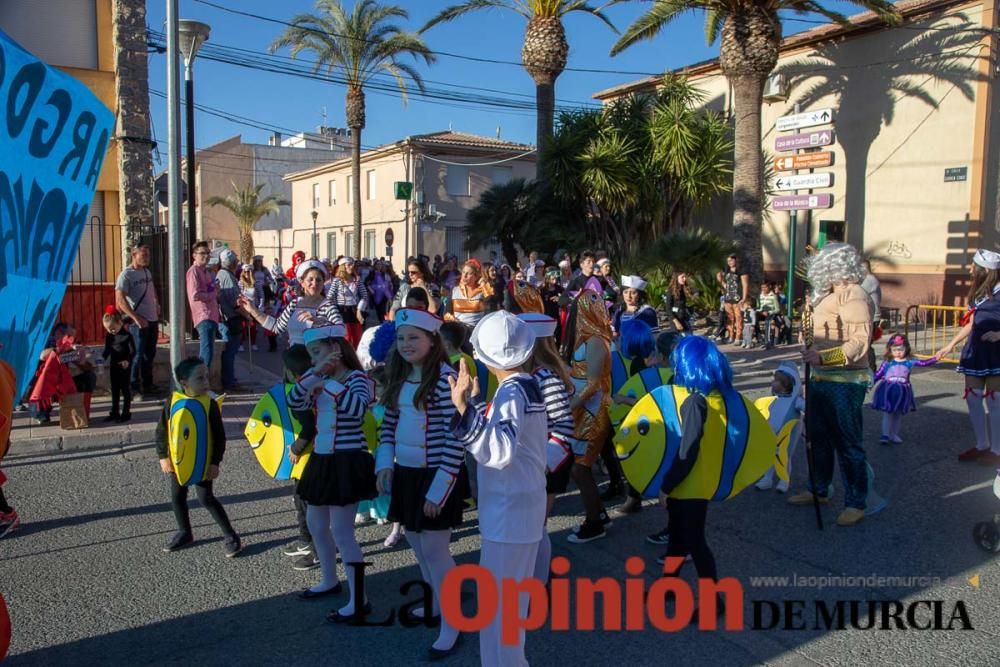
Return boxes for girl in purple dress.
[871,334,937,444]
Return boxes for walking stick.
[801,303,824,531]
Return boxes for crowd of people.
[6,239,1000,666]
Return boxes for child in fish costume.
[754,362,804,493]
[615,336,785,606]
[155,357,242,557]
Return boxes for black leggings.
[600,436,640,499]
[293,484,311,543]
[665,498,717,582]
[0,486,11,513]
[166,475,236,537]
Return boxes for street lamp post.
[166,0,183,370]
[179,19,210,251]
[311,210,318,258]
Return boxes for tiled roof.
[409,131,534,151]
[593,0,973,100]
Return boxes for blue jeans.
[218,317,242,387]
[807,381,869,510]
[128,322,159,389]
[196,320,218,369]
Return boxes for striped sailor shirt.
[289,368,373,454]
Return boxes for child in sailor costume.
[451,311,549,667]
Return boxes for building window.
[366,170,376,200]
[446,227,467,261]
[365,230,376,258]
[345,232,354,257]
[347,175,353,204]
[312,183,320,208]
[326,232,336,260]
[328,180,336,205]
[446,166,470,196]
[311,233,319,258]
[492,167,513,186]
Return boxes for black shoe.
[567,521,606,544]
[428,634,463,661]
[646,528,670,546]
[599,510,612,527]
[117,412,131,423]
[223,535,243,558]
[283,540,313,557]
[600,484,624,501]
[616,497,642,515]
[103,413,120,423]
[299,583,342,599]
[163,531,194,552]
[327,601,372,623]
[292,555,321,571]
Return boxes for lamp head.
[178,20,211,67]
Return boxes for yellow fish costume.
[168,391,214,487]
[614,385,785,500]
[609,366,673,428]
[245,384,311,481]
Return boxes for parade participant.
[101,309,135,423]
[389,257,441,317]
[716,254,750,345]
[451,311,548,667]
[155,357,242,556]
[597,258,619,309]
[368,260,396,322]
[613,275,659,335]
[565,289,612,543]
[326,257,369,348]
[239,259,343,350]
[271,257,284,282]
[448,260,489,327]
[375,308,465,658]
[285,250,307,281]
[558,259,573,289]
[288,323,376,617]
[483,263,505,312]
[516,312,574,583]
[789,243,873,527]
[870,334,937,444]
[663,271,692,333]
[186,241,219,368]
[755,363,804,493]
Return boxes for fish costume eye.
[262,412,272,428]
[637,417,650,436]
[182,426,190,440]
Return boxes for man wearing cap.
[450,311,548,667]
[935,248,1000,465]
[187,241,220,369]
[789,243,874,527]
[215,249,245,390]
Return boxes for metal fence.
[904,304,966,363]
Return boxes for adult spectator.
[215,249,245,390]
[716,254,750,345]
[186,241,219,369]
[270,257,283,282]
[861,259,882,319]
[663,271,692,333]
[367,260,397,322]
[389,257,441,317]
[558,259,573,288]
[448,260,489,327]
[115,244,162,396]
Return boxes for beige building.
[272,131,536,269]
[594,0,998,308]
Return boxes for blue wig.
[369,322,396,364]
[620,319,655,361]
[670,335,734,396]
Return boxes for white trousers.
[479,539,540,667]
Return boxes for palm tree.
[271,0,434,258]
[611,0,900,284]
[421,1,617,175]
[206,183,289,262]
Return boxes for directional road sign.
[774,152,834,171]
[776,108,834,131]
[773,172,833,191]
[775,130,834,152]
[773,194,834,210]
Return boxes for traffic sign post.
[774,152,834,171]
[775,130,834,152]
[384,228,394,247]
[773,194,834,210]
[773,173,833,191]
[776,108,834,131]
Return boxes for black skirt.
[296,450,377,507]
[388,465,467,532]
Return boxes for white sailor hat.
[596,258,610,267]
[472,311,536,370]
[303,323,347,344]
[620,275,648,291]
[517,312,557,339]
[394,307,443,333]
[558,259,571,269]
[296,259,329,281]
[338,256,355,266]
[974,249,1000,270]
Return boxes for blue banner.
[0,29,115,401]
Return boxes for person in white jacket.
[450,311,548,667]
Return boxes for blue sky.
[146,0,871,167]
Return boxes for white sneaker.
[251,345,259,351]
[354,513,368,526]
[238,345,245,352]
[755,477,773,491]
[776,480,789,493]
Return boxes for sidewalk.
[8,355,283,456]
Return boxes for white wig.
[805,242,867,297]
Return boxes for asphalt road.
[2,349,999,666]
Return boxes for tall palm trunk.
[719,9,780,287]
[239,227,255,263]
[347,86,365,259]
[523,16,568,179]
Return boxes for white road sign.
[776,108,834,132]
[772,172,833,191]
